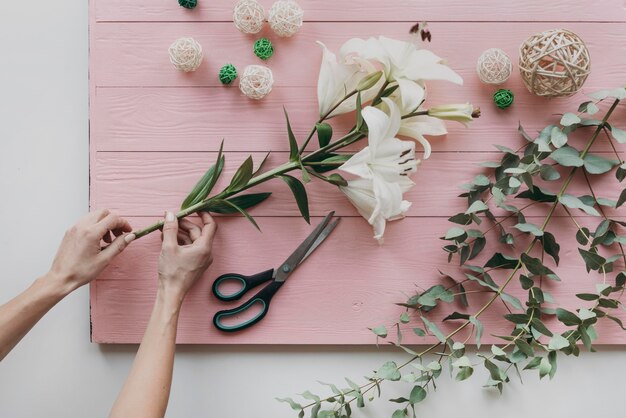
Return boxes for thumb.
[100,232,136,263]
[162,211,179,248]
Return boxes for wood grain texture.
[91,216,626,344]
[91,23,626,88]
[92,151,626,218]
[94,0,626,22]
[90,0,626,344]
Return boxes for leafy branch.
[282,87,626,418]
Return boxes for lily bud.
[356,71,383,92]
[427,103,476,127]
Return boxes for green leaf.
[521,253,558,279]
[583,153,618,174]
[485,253,519,269]
[540,164,561,181]
[227,155,254,192]
[539,357,551,379]
[548,334,570,350]
[516,186,557,203]
[276,397,303,411]
[514,223,544,236]
[409,386,427,404]
[443,312,470,321]
[204,192,271,214]
[391,410,406,418]
[277,174,310,223]
[412,327,426,337]
[252,151,271,177]
[515,340,535,357]
[539,231,560,265]
[556,308,581,326]
[576,293,599,301]
[617,189,626,208]
[370,325,388,338]
[610,126,626,144]
[212,199,260,231]
[421,316,447,343]
[465,200,489,214]
[578,248,606,271]
[283,108,300,162]
[181,141,225,209]
[316,122,333,148]
[550,146,583,167]
[559,194,600,216]
[377,361,401,381]
[617,163,626,182]
[550,126,568,148]
[484,359,506,382]
[578,101,599,115]
[531,318,553,337]
[469,316,483,348]
[444,227,466,240]
[560,113,581,127]
[501,293,523,310]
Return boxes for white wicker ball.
[233,0,266,34]
[476,48,512,85]
[268,0,303,37]
[239,65,274,100]
[168,37,203,72]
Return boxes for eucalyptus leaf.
[548,334,570,350]
[514,223,544,236]
[516,186,557,203]
[578,248,606,271]
[409,386,427,404]
[559,194,600,216]
[377,361,401,381]
[616,189,626,208]
[421,316,447,343]
[549,146,583,167]
[560,113,581,127]
[500,293,523,310]
[611,126,626,143]
[469,316,483,348]
[583,153,618,174]
[556,308,581,326]
[539,231,561,265]
[484,253,519,269]
[540,164,561,181]
[550,126,568,148]
[370,325,388,338]
[587,87,626,100]
[465,200,489,214]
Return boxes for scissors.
[212,212,340,332]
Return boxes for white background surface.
[1,1,625,417]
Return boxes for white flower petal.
[395,78,425,113]
[338,147,373,179]
[361,106,392,152]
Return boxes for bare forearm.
[109,288,183,418]
[0,273,70,361]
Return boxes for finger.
[111,227,125,238]
[197,212,217,248]
[177,231,192,246]
[80,209,111,226]
[96,213,132,237]
[179,218,202,242]
[162,211,179,248]
[99,233,136,264]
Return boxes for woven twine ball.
[168,37,203,72]
[218,64,238,85]
[178,0,197,9]
[254,37,274,60]
[494,89,514,109]
[519,29,591,97]
[239,65,274,100]
[476,48,512,85]
[233,0,266,34]
[268,0,304,37]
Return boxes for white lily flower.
[427,103,476,127]
[341,36,463,113]
[316,42,383,118]
[339,98,419,182]
[340,177,413,243]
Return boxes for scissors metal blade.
[300,218,341,263]
[274,212,335,282]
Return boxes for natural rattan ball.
[268,0,303,37]
[239,65,274,100]
[519,29,591,97]
[168,37,203,72]
[233,0,266,34]
[476,48,512,85]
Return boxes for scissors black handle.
[212,268,274,302]
[213,280,284,332]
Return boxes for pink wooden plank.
[94,0,626,22]
[92,87,626,153]
[92,151,626,218]
[91,22,626,88]
[91,216,626,344]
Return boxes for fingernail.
[124,233,136,244]
[166,211,175,222]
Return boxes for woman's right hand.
[157,211,217,305]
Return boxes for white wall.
[0,1,624,417]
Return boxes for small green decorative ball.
[494,89,514,109]
[218,64,238,85]
[253,38,274,61]
[178,0,197,9]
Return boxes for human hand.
[47,209,134,294]
[158,211,217,304]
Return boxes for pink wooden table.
[89,0,626,344]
